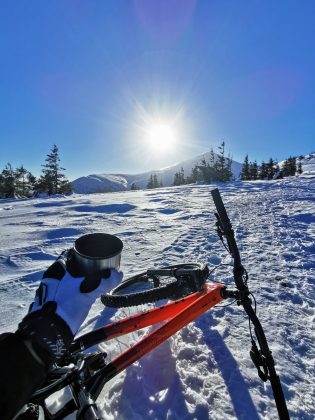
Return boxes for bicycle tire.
[101,277,179,307]
[101,263,204,308]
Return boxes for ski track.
[0,178,314,419]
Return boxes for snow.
[71,151,243,194]
[0,177,314,419]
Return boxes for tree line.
[240,155,303,181]
[0,145,72,198]
[142,141,233,190]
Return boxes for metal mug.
[73,233,123,277]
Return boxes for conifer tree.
[186,165,199,184]
[38,145,72,195]
[241,155,250,180]
[213,141,232,181]
[249,161,258,180]
[130,182,138,190]
[266,158,276,179]
[297,159,303,174]
[1,163,16,198]
[259,161,267,179]
[172,167,185,186]
[0,173,4,197]
[15,165,28,197]
[147,173,162,189]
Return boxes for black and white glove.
[17,250,123,366]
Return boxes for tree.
[173,168,186,186]
[147,173,162,189]
[249,161,258,180]
[1,163,16,198]
[266,158,276,179]
[186,165,199,184]
[214,141,232,182]
[282,156,296,177]
[241,155,250,180]
[259,161,267,179]
[15,165,28,196]
[27,172,37,195]
[38,145,72,195]
[130,182,138,190]
[297,159,303,174]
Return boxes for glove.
[17,250,123,366]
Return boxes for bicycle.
[24,188,290,420]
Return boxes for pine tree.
[186,165,199,184]
[147,174,154,189]
[27,172,37,196]
[213,141,232,182]
[173,167,185,186]
[241,155,250,180]
[147,174,162,189]
[297,159,303,174]
[282,156,297,177]
[259,161,267,179]
[266,158,275,179]
[15,165,28,197]
[249,161,258,180]
[1,163,16,198]
[130,182,138,190]
[0,173,4,198]
[38,145,72,195]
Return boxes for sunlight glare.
[148,123,176,152]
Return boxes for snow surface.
[71,151,243,194]
[0,177,314,419]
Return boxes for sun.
[147,123,176,152]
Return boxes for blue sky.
[0,1,314,180]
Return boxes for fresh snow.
[0,177,314,419]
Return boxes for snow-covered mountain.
[72,151,243,194]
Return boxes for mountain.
[72,151,243,194]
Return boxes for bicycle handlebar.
[211,188,290,420]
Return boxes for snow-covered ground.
[0,177,314,419]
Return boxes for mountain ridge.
[72,150,243,194]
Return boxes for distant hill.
[72,151,243,194]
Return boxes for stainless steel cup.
[73,233,123,277]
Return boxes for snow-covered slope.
[72,151,243,194]
[0,178,314,419]
[301,152,315,177]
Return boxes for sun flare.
[147,123,176,152]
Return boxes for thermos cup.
[73,233,123,278]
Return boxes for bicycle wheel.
[101,263,204,308]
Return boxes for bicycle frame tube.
[71,284,221,353]
[87,283,223,398]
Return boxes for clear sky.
[1,1,314,180]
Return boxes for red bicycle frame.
[71,283,224,398]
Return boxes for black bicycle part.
[101,263,209,307]
[30,352,107,419]
[211,188,290,420]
